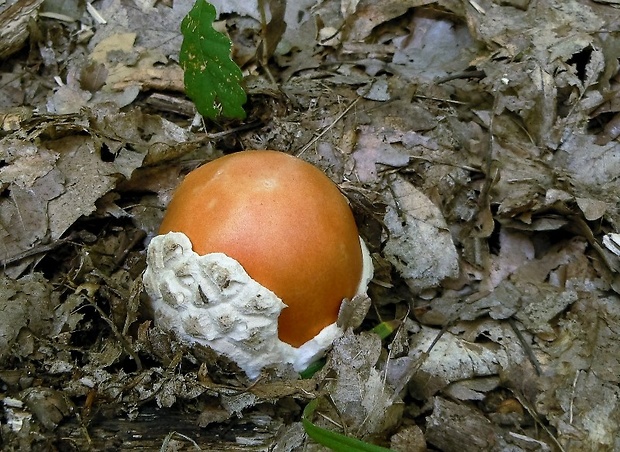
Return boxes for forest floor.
[2,0,620,450]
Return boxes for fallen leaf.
[0,273,59,364]
[383,174,459,293]
[322,330,403,439]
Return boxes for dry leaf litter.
[1,0,620,450]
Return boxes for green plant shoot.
[179,0,246,119]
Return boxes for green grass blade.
[299,357,326,379]
[371,320,401,340]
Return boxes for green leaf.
[179,0,246,119]
[302,399,395,451]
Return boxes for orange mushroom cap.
[158,150,364,347]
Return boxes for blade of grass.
[370,320,402,340]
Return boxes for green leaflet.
[302,399,395,451]
[179,0,247,119]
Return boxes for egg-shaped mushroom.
[144,150,373,378]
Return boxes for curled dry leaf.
[383,174,459,293]
[20,387,73,431]
[388,325,513,400]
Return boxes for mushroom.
[143,150,373,378]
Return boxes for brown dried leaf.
[425,397,502,451]
[0,273,58,364]
[351,126,411,183]
[256,0,286,63]
[80,61,109,92]
[344,0,436,43]
[383,175,459,293]
[322,330,403,439]
[20,387,73,431]
[337,294,372,330]
[536,295,620,449]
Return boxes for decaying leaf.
[351,125,415,183]
[428,397,500,450]
[534,294,620,448]
[383,174,459,293]
[337,294,372,331]
[3,0,620,449]
[318,330,403,440]
[389,325,515,400]
[21,387,73,431]
[0,273,58,364]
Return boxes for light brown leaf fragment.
[80,61,108,92]
[90,32,137,64]
[389,424,426,452]
[514,286,578,337]
[394,326,510,400]
[345,0,436,43]
[45,137,117,239]
[487,228,535,290]
[390,9,477,82]
[383,175,459,293]
[426,397,500,451]
[0,113,154,269]
[0,140,58,187]
[0,273,59,364]
[325,330,403,438]
[337,294,372,331]
[539,370,620,450]
[351,129,410,183]
[20,387,73,430]
[197,404,232,428]
[575,197,608,221]
[257,0,286,64]
[47,85,93,115]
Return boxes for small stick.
[296,96,361,157]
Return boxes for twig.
[508,317,542,376]
[435,70,485,84]
[296,96,361,157]
[203,120,263,140]
[160,431,202,451]
[511,389,566,452]
[413,94,468,105]
[83,294,143,371]
[0,231,80,268]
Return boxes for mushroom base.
[143,232,366,379]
